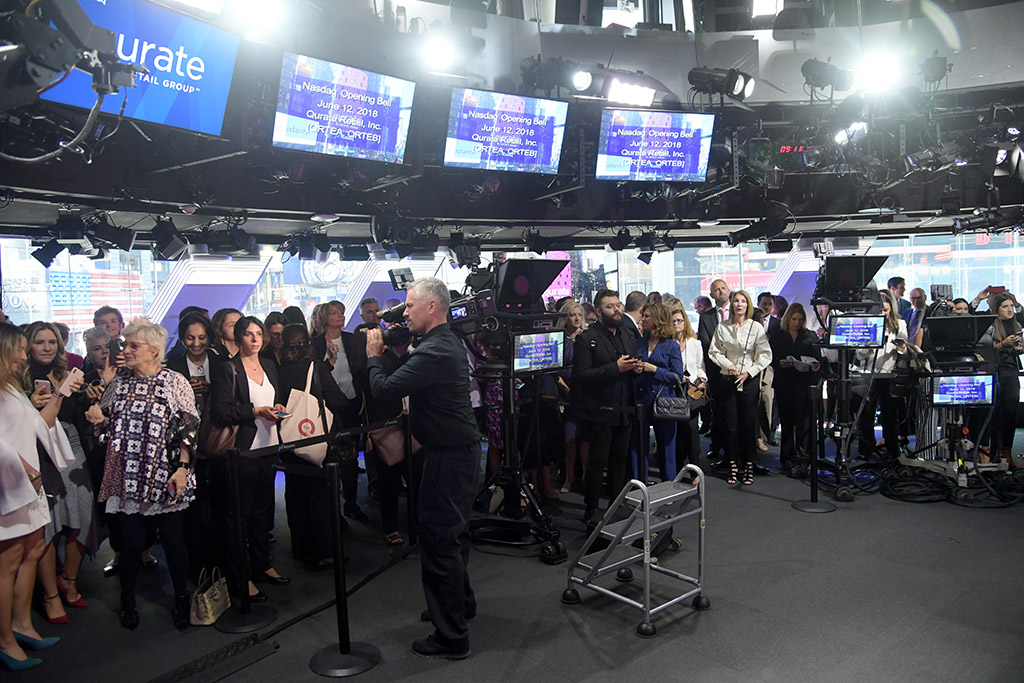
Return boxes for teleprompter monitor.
[817,255,888,302]
[925,315,997,349]
[932,375,994,406]
[273,52,416,164]
[512,331,564,375]
[495,259,570,310]
[443,87,568,175]
[828,314,886,348]
[595,109,715,182]
[40,0,240,136]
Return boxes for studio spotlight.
[637,252,654,265]
[688,67,756,101]
[605,78,657,107]
[920,51,952,85]
[980,142,1023,179]
[152,217,188,260]
[800,58,854,91]
[341,244,370,261]
[524,228,554,254]
[205,226,256,255]
[90,216,138,252]
[423,34,458,71]
[634,232,657,252]
[953,207,1024,233]
[278,239,299,263]
[834,121,868,146]
[854,52,905,93]
[726,216,789,247]
[903,142,965,173]
[32,239,66,268]
[572,69,593,92]
[608,228,633,251]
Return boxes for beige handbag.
[368,397,421,466]
[189,567,231,626]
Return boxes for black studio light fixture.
[524,228,555,255]
[688,67,755,101]
[89,215,137,252]
[608,228,633,251]
[727,216,790,247]
[31,238,66,268]
[800,58,854,91]
[152,216,188,260]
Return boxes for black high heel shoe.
[119,599,139,630]
[742,462,755,486]
[726,461,738,485]
[173,594,190,631]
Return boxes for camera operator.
[364,278,481,661]
[979,292,1023,464]
[571,289,642,528]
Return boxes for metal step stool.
[561,464,709,637]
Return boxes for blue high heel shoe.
[0,649,43,671]
[13,632,60,650]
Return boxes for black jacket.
[769,328,822,390]
[210,354,281,452]
[571,321,637,425]
[276,358,350,427]
[697,308,720,359]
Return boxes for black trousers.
[225,460,275,589]
[718,376,759,466]
[857,378,901,457]
[117,510,188,604]
[282,455,331,563]
[674,413,701,469]
[777,383,813,467]
[184,459,227,581]
[992,369,1020,452]
[419,443,480,648]
[583,420,633,516]
[708,374,730,457]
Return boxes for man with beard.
[572,289,643,526]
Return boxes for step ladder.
[560,464,709,637]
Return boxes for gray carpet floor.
[13,436,1024,683]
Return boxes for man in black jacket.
[698,279,731,459]
[572,288,642,525]
[365,277,481,660]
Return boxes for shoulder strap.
[309,361,330,436]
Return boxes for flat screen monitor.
[273,53,416,163]
[595,109,715,182]
[926,315,996,349]
[512,331,564,375]
[443,88,568,175]
[829,315,886,348]
[818,255,888,301]
[495,259,569,310]
[40,0,240,136]
[932,375,994,406]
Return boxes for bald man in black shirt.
[365,277,481,660]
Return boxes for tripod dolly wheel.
[560,588,581,605]
[635,622,657,638]
[952,488,974,503]
[692,595,711,611]
[834,486,855,503]
[616,568,634,583]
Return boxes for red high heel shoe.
[57,575,87,608]
[41,594,68,624]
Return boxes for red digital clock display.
[779,145,807,154]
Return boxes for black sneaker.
[119,599,139,630]
[412,634,470,660]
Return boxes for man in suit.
[572,288,642,526]
[757,292,781,334]
[902,288,927,342]
[697,279,731,458]
[622,290,646,339]
[889,277,912,315]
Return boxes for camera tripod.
[469,368,567,565]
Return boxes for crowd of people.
[0,271,1021,667]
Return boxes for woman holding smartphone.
[23,322,100,625]
[855,290,908,460]
[210,316,289,603]
[709,291,773,485]
[982,292,1023,464]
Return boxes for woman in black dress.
[768,304,822,476]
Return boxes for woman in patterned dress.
[85,318,199,631]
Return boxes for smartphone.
[108,338,122,359]
[273,410,292,419]
[168,480,177,499]
[989,285,1006,295]
[34,379,52,395]
[56,367,84,397]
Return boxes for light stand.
[792,383,837,513]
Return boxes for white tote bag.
[279,362,333,467]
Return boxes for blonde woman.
[637,303,685,481]
[709,290,772,485]
[556,301,588,493]
[670,303,706,470]
[0,323,79,670]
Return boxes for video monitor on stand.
[827,314,886,349]
[932,375,994,406]
[814,255,888,311]
[512,331,565,376]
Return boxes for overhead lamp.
[524,228,554,255]
[801,58,854,91]
[953,207,1024,233]
[341,244,370,261]
[980,142,1023,179]
[637,252,654,265]
[687,67,755,101]
[204,226,256,255]
[90,215,137,252]
[661,236,679,251]
[521,56,596,95]
[903,142,965,173]
[572,69,593,92]
[608,228,633,251]
[834,121,868,146]
[726,216,790,247]
[32,239,66,267]
[605,78,657,107]
[920,51,951,85]
[634,232,657,252]
[1006,125,1021,143]
[766,239,794,254]
[278,239,300,263]
[854,52,906,93]
[153,217,188,260]
[422,33,458,71]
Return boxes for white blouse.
[678,337,707,382]
[0,386,73,541]
[709,318,773,379]
[855,319,908,373]
[248,375,279,449]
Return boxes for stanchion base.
[310,642,382,678]
[792,500,838,514]
[215,604,278,633]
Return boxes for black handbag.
[685,383,709,411]
[652,377,690,422]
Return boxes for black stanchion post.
[215,449,279,633]
[402,413,417,547]
[792,384,837,513]
[309,462,382,677]
[636,403,647,483]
